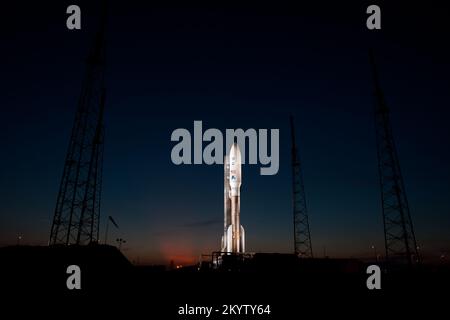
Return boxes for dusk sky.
[1,1,449,265]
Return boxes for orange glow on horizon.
[156,235,197,266]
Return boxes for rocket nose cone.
[229,142,242,190]
[229,143,241,162]
[229,142,242,187]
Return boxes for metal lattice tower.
[49,6,107,246]
[290,116,313,258]
[370,51,419,266]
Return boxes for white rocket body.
[221,143,245,253]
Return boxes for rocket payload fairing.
[222,142,245,253]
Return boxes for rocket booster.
[222,142,245,253]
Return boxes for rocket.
[222,142,245,253]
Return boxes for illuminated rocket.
[222,142,245,253]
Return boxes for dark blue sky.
[1,1,449,264]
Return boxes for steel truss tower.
[370,52,419,266]
[49,6,107,246]
[290,116,313,257]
